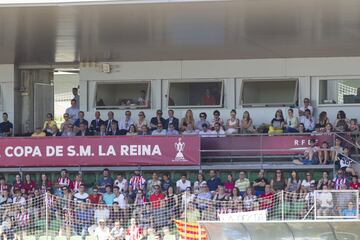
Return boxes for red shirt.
[0,183,10,193]
[259,192,274,210]
[350,182,360,189]
[88,193,102,204]
[23,181,36,194]
[13,182,23,191]
[149,192,165,208]
[201,95,216,105]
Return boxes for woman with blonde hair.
[180,109,195,132]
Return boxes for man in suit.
[96,124,107,136]
[104,111,118,133]
[107,122,121,136]
[164,109,179,131]
[90,111,104,135]
[76,123,92,136]
[150,109,166,131]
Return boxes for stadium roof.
[1,0,360,64]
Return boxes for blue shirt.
[341,209,356,216]
[207,177,222,192]
[102,193,116,206]
[98,177,114,193]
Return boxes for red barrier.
[0,136,200,167]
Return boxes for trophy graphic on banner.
[174,138,185,161]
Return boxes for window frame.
[167,79,224,108]
[239,78,299,107]
[317,76,360,107]
[94,81,151,110]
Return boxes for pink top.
[223,181,235,193]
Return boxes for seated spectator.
[268,109,285,136]
[74,184,89,202]
[61,124,75,137]
[349,175,360,190]
[195,112,210,131]
[298,123,306,134]
[229,187,242,206]
[134,190,147,206]
[94,219,110,240]
[293,139,319,165]
[240,111,256,134]
[50,125,61,136]
[152,123,167,136]
[316,185,333,216]
[161,173,173,192]
[126,218,143,240]
[207,170,222,193]
[196,184,212,210]
[12,174,23,195]
[72,173,84,193]
[31,127,46,137]
[102,185,115,206]
[213,185,229,201]
[211,122,225,137]
[76,122,91,136]
[147,173,161,197]
[331,138,343,162]
[98,168,114,194]
[0,112,13,137]
[110,221,124,240]
[89,186,103,204]
[119,110,135,133]
[318,141,331,164]
[332,169,348,190]
[349,119,359,132]
[105,111,118,133]
[193,173,206,195]
[334,110,350,132]
[60,113,72,132]
[165,109,179,131]
[176,174,191,194]
[259,184,274,210]
[317,171,332,190]
[150,110,166,131]
[298,98,313,117]
[315,111,330,132]
[270,170,286,192]
[0,189,12,205]
[201,88,216,105]
[235,171,250,196]
[42,113,57,135]
[135,125,148,136]
[55,169,72,196]
[114,173,128,193]
[94,202,110,225]
[253,170,269,196]
[199,123,213,137]
[284,108,298,133]
[149,185,165,209]
[12,188,26,205]
[285,170,301,193]
[182,123,198,135]
[66,99,80,124]
[0,176,10,194]
[90,111,104,135]
[223,174,235,194]
[225,110,240,135]
[300,172,315,194]
[107,122,122,136]
[341,201,357,217]
[300,109,315,132]
[97,124,107,136]
[129,170,146,200]
[243,187,257,212]
[180,110,195,132]
[126,124,137,136]
[74,111,89,129]
[134,111,148,132]
[166,123,179,136]
[210,110,224,129]
[324,123,333,135]
[335,146,356,176]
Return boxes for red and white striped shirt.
[127,225,143,240]
[332,177,347,190]
[72,180,83,192]
[129,176,146,191]
[57,177,72,188]
[16,212,29,227]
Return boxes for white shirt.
[152,129,167,136]
[114,179,128,193]
[211,129,226,137]
[94,226,110,240]
[114,194,127,209]
[176,180,191,192]
[13,196,26,205]
[300,116,315,131]
[166,129,179,136]
[65,107,80,124]
[119,118,135,131]
[182,130,199,135]
[317,192,333,208]
[300,105,314,115]
[94,208,110,223]
[199,130,214,137]
[74,192,89,202]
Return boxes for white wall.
[80,57,360,125]
[0,64,14,126]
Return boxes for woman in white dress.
[225,109,240,135]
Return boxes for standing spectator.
[114,173,128,193]
[160,173,173,193]
[12,174,23,195]
[286,170,301,193]
[240,111,256,134]
[223,174,235,194]
[235,171,250,196]
[74,111,89,129]
[126,218,143,240]
[56,169,72,196]
[211,122,226,137]
[180,110,195,132]
[225,110,240,135]
[102,185,115,207]
[119,110,135,133]
[165,109,179,131]
[318,141,331,165]
[331,138,344,162]
[166,123,179,136]
[149,185,165,209]
[74,184,89,203]
[72,87,80,108]
[0,176,10,194]
[134,111,148,132]
[176,174,191,194]
[0,113,13,137]
[335,146,356,176]
[42,113,57,135]
[210,110,224,129]
[151,123,167,136]
[23,174,36,195]
[72,173,84,193]
[253,170,269,196]
[334,110,350,132]
[105,111,118,133]
[113,186,128,223]
[206,170,222,193]
[317,171,332,190]
[39,173,52,195]
[268,109,285,136]
[94,219,110,240]
[98,168,114,194]
[89,186,103,204]
[300,109,315,132]
[94,202,110,225]
[147,173,161,197]
[90,111,104,135]
[201,89,216,105]
[349,175,360,190]
[298,98,313,117]
[150,110,166,131]
[66,99,80,124]
[110,221,124,240]
[284,108,298,133]
[193,173,207,195]
[129,170,146,200]
[75,202,93,237]
[198,123,213,137]
[195,112,210,131]
[315,111,330,132]
[332,169,348,190]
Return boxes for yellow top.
[43,120,57,130]
[31,132,46,137]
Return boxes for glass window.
[168,81,223,107]
[241,79,298,107]
[95,82,150,109]
[319,79,360,104]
